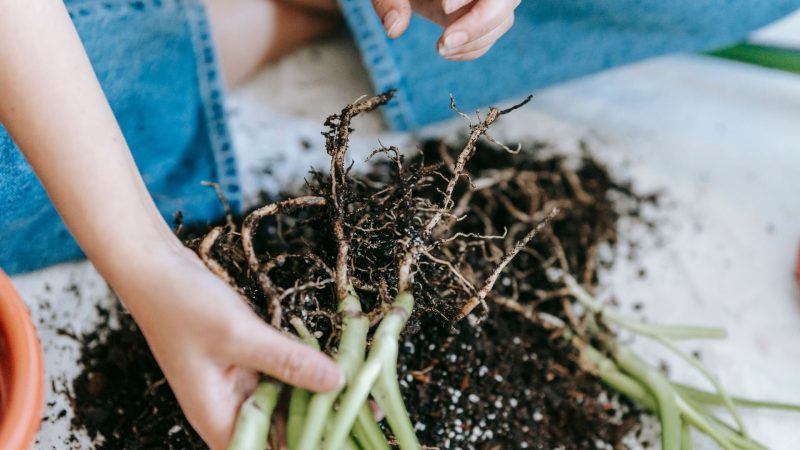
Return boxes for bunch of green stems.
[523,273,800,450]
[221,93,554,450]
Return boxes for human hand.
[116,246,342,450]
[370,0,520,60]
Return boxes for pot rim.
[0,269,44,450]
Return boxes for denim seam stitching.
[339,0,418,130]
[67,0,169,21]
[184,0,243,212]
[65,0,243,211]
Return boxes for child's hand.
[372,0,520,60]
[121,247,343,450]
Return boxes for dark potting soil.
[70,305,206,450]
[69,136,656,449]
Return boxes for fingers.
[438,0,519,58]
[177,366,258,450]
[231,317,343,392]
[439,15,513,60]
[371,0,412,38]
[442,0,475,15]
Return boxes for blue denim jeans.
[340,0,800,130]
[0,0,238,274]
[1,0,798,274]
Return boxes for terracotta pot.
[0,270,44,449]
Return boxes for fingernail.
[443,0,468,14]
[317,363,345,391]
[439,31,468,56]
[383,10,401,37]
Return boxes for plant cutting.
[69,93,800,449]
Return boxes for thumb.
[232,317,343,392]
[371,0,412,38]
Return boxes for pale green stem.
[228,381,282,450]
[586,343,764,450]
[580,329,773,450]
[287,388,310,450]
[297,292,369,450]
[326,292,417,450]
[325,353,383,449]
[675,382,800,413]
[352,404,391,450]
[343,435,361,450]
[564,275,727,340]
[288,318,321,450]
[655,336,747,437]
[290,317,321,349]
[615,346,682,450]
[582,344,657,409]
[680,422,692,450]
[686,399,768,450]
[372,361,419,449]
[709,424,767,450]
[675,396,736,450]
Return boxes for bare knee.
[205,0,342,88]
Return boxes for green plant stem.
[287,388,310,450]
[227,381,282,450]
[675,396,736,450]
[297,292,369,450]
[576,319,779,450]
[326,292,418,450]
[687,399,768,450]
[564,275,726,340]
[352,404,391,450]
[586,342,770,450]
[710,424,767,450]
[325,352,382,449]
[372,361,418,450]
[582,344,657,409]
[675,382,800,413]
[615,346,682,450]
[343,435,361,450]
[287,318,321,450]
[655,336,747,437]
[680,422,692,450]
[707,43,800,74]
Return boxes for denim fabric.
[0,0,239,274]
[340,0,800,130]
[3,0,799,274]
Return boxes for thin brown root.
[442,228,507,244]
[201,181,235,230]
[493,295,543,325]
[325,92,394,301]
[397,244,418,294]
[498,94,533,115]
[456,207,560,320]
[239,196,326,327]
[240,196,327,273]
[484,133,521,154]
[198,226,240,293]
[420,249,476,294]
[560,163,594,206]
[277,278,335,303]
[424,103,505,236]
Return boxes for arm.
[0,2,341,449]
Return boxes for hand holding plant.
[115,246,341,450]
